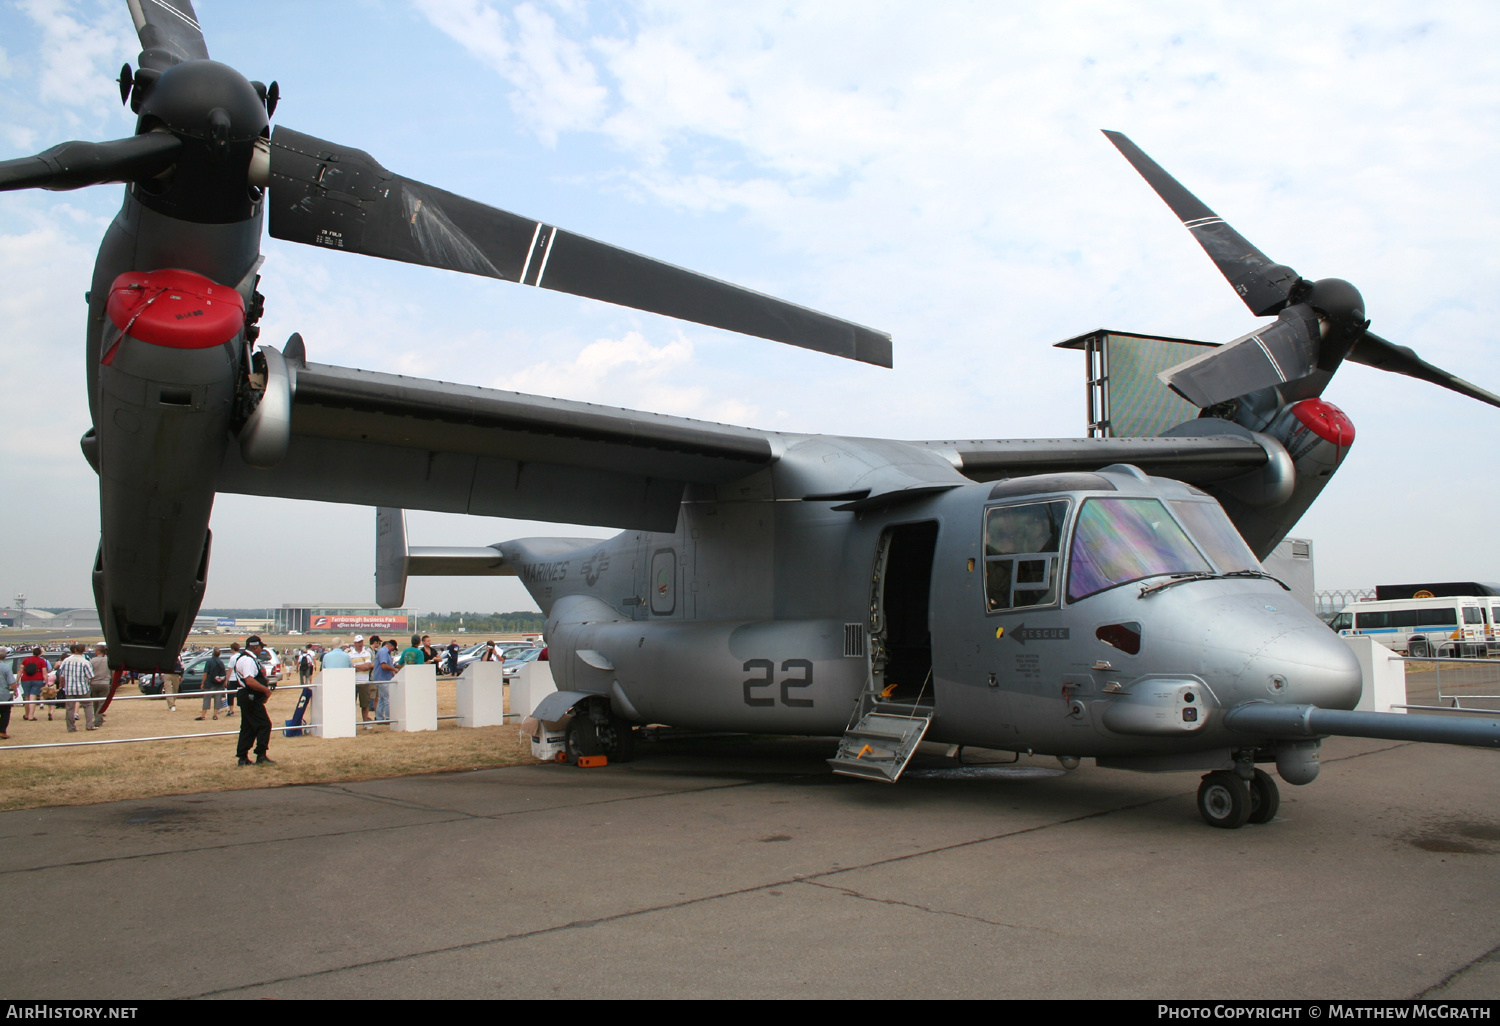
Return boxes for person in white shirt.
[348,636,376,727]
[56,644,95,733]
[232,636,276,766]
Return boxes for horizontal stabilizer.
[375,507,515,609]
[407,546,511,577]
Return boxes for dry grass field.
[0,633,538,811]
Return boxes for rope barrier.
[0,682,334,705]
[2,674,495,749]
[0,722,323,751]
[3,674,485,705]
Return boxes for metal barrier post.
[390,663,437,732]
[1342,635,1406,713]
[312,669,357,738]
[457,661,504,728]
[512,660,556,722]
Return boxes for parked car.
[256,646,284,682]
[180,653,220,692]
[455,641,536,673]
[501,647,544,680]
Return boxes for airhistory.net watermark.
[5,1008,138,1020]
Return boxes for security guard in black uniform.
[233,636,276,766]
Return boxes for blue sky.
[2,0,1498,610]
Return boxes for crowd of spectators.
[1,632,540,744]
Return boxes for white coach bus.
[1328,596,1488,657]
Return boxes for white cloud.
[504,329,757,422]
[16,0,135,111]
[0,217,97,464]
[415,0,608,143]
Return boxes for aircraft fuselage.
[507,452,1361,764]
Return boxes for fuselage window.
[1067,497,1211,602]
[983,499,1068,612]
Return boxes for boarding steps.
[827,676,933,783]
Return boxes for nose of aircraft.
[1230,621,1363,710]
[1146,587,1364,710]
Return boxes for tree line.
[416,611,546,634]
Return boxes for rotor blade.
[1103,130,1301,317]
[1347,331,1500,409]
[126,0,209,72]
[0,133,181,193]
[265,126,892,367]
[1158,305,1322,408]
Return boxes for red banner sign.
[310,615,410,631]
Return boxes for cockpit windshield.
[1067,497,1210,602]
[1168,500,1261,574]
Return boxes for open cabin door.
[829,520,938,782]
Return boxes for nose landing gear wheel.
[1197,770,1252,829]
[1247,768,1280,824]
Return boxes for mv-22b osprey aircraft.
[5,0,1498,827]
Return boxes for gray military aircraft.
[4,0,1498,827]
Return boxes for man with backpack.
[233,636,276,766]
[196,647,227,721]
[19,648,48,721]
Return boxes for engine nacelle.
[1173,397,1354,558]
[92,268,242,670]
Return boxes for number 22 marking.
[743,658,814,707]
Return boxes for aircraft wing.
[215,360,774,533]
[919,435,1271,483]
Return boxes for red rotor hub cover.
[1290,397,1355,445]
[105,269,245,350]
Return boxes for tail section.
[373,507,606,615]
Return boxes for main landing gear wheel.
[565,716,601,765]
[564,708,636,764]
[1197,770,1252,829]
[1247,768,1280,824]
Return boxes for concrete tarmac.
[1,734,1497,1000]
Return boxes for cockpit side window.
[1168,500,1261,574]
[1067,497,1210,602]
[984,499,1068,612]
